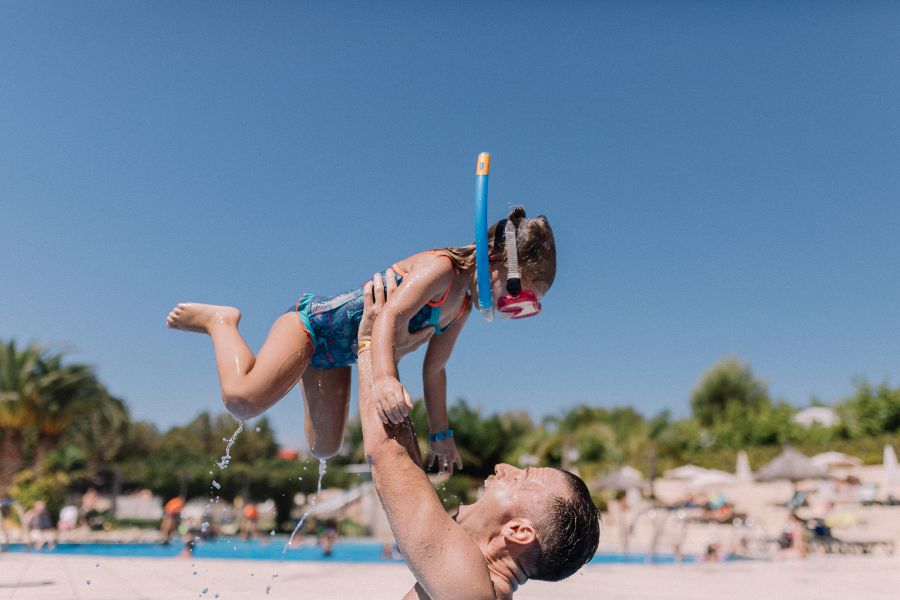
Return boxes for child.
[166,206,555,473]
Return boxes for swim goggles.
[495,218,542,319]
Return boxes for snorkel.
[474,152,493,321]
[473,152,542,321]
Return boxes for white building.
[792,406,839,428]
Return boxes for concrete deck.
[1,553,897,599]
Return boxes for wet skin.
[357,274,572,600]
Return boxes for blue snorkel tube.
[475,152,493,321]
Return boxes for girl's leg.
[300,365,351,459]
[167,303,311,419]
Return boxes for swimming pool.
[2,539,696,564]
[3,539,397,563]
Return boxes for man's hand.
[359,269,434,356]
[429,437,464,476]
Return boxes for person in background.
[318,518,338,557]
[57,505,79,532]
[25,500,56,550]
[161,496,185,545]
[240,503,259,541]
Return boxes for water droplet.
[255,427,261,432]
[215,594,219,598]
[266,586,271,594]
[269,530,275,536]
[193,571,198,575]
[86,579,91,585]
[211,480,221,489]
[202,587,209,594]
[95,563,99,567]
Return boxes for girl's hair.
[437,206,556,288]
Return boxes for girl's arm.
[422,306,470,474]
[370,256,454,424]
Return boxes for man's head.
[457,463,601,582]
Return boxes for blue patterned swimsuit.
[292,259,470,369]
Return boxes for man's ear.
[501,518,537,547]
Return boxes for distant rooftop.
[792,406,839,428]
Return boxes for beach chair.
[805,519,896,555]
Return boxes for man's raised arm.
[357,274,494,600]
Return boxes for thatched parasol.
[664,464,713,481]
[756,446,830,483]
[595,466,645,491]
[811,451,863,471]
[663,464,738,488]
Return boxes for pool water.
[3,539,696,564]
[4,539,397,563]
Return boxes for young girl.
[166,206,555,473]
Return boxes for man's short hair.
[530,470,601,581]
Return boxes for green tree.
[690,358,770,426]
[0,341,113,490]
[28,356,109,474]
[516,405,619,479]
[65,393,131,482]
[0,341,40,494]
[838,380,900,437]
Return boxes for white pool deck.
[1,553,898,600]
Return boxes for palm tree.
[0,340,112,491]
[62,390,130,480]
[28,355,105,474]
[519,405,619,476]
[0,341,42,494]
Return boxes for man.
[356,272,600,600]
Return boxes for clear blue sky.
[3,2,899,449]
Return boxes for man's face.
[459,463,572,524]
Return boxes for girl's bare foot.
[166,303,241,334]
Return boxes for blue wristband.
[429,429,453,443]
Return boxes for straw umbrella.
[811,451,863,472]
[595,466,646,491]
[756,446,830,484]
[664,464,713,481]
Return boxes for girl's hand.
[373,375,413,425]
[429,437,463,475]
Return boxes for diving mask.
[496,218,542,319]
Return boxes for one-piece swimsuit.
[291,254,470,369]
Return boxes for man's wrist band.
[429,429,453,443]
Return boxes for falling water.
[279,459,327,559]
[196,421,244,542]
[217,420,245,469]
[267,459,328,592]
